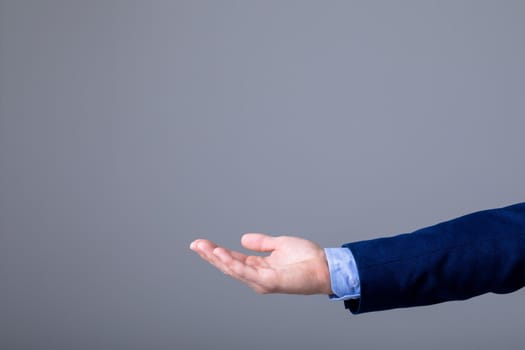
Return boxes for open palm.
[190,233,332,295]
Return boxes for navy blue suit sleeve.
[343,202,525,314]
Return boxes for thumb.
[241,233,277,252]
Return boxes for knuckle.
[252,286,268,294]
[264,286,275,294]
[220,268,232,277]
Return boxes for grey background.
[1,1,524,349]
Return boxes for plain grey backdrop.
[1,1,524,349]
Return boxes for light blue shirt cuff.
[324,247,361,301]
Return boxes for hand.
[190,233,333,295]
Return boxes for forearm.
[344,202,525,314]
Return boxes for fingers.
[190,239,247,263]
[190,239,235,276]
[190,239,269,291]
[241,233,277,252]
[212,247,259,282]
[190,239,255,281]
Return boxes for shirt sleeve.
[324,247,361,300]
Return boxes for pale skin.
[190,233,333,295]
